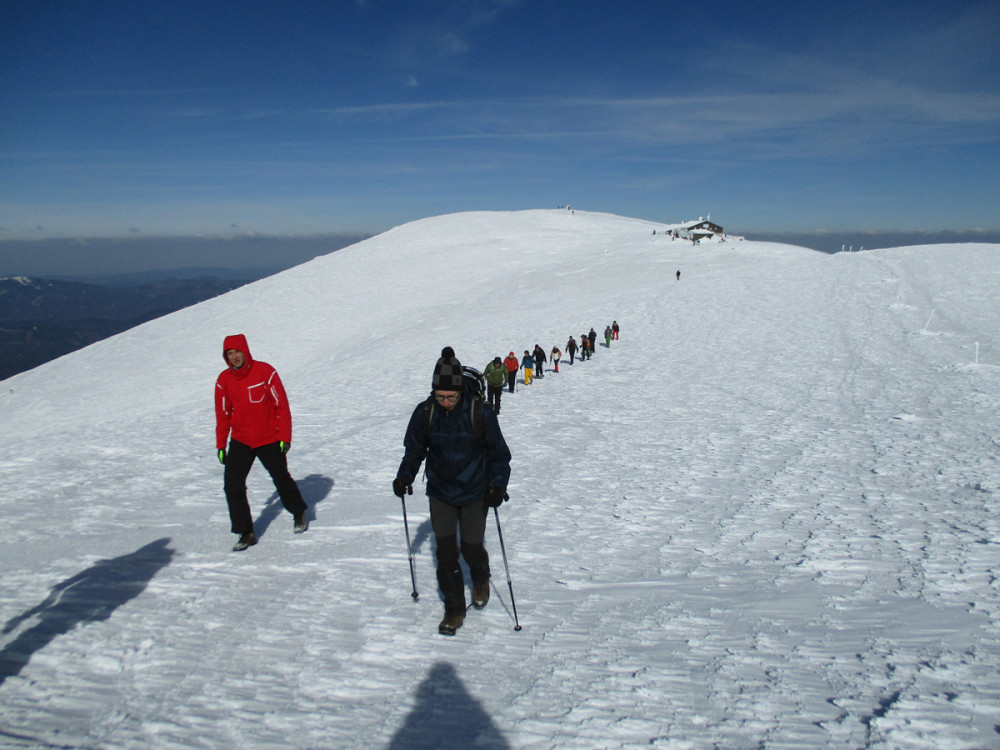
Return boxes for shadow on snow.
[0,537,175,686]
[388,661,509,749]
[255,472,334,537]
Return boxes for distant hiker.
[579,334,590,361]
[521,350,534,385]
[215,334,308,552]
[503,351,519,392]
[604,326,612,348]
[588,328,597,353]
[484,356,506,414]
[676,270,681,281]
[550,346,562,373]
[532,344,547,378]
[566,336,578,365]
[612,321,619,340]
[393,347,511,636]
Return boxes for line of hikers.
[217,322,617,634]
[480,320,619,415]
[392,322,618,633]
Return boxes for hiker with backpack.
[532,345,547,379]
[588,328,598,354]
[521,350,534,385]
[566,336,578,365]
[612,320,620,340]
[393,347,511,636]
[483,356,506,414]
[579,334,590,361]
[550,345,562,373]
[604,325,612,348]
[503,351,519,392]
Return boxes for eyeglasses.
[434,392,461,403]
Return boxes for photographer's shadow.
[0,537,175,686]
[388,661,509,749]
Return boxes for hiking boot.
[438,612,465,636]
[293,513,308,534]
[232,531,257,552]
[472,581,490,610]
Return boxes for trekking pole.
[401,489,419,601]
[493,506,522,631]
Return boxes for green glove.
[279,441,290,454]
[218,449,226,465]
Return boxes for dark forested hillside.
[0,276,251,379]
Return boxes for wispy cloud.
[375,0,523,73]
[314,84,1000,160]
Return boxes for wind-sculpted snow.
[0,210,998,748]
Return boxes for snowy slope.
[1,209,998,749]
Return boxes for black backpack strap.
[420,396,435,440]
[470,396,484,442]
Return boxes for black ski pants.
[506,370,517,393]
[224,439,307,534]
[429,496,490,615]
[487,384,503,413]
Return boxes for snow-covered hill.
[1,209,998,748]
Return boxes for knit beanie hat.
[432,347,464,391]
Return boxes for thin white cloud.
[375,0,523,77]
[311,85,1000,160]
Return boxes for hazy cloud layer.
[1,1,997,247]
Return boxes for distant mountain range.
[0,273,265,380]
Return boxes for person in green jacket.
[484,356,507,414]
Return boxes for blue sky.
[2,0,998,244]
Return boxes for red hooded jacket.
[215,334,292,450]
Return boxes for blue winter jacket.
[397,395,511,507]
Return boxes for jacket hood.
[222,334,252,366]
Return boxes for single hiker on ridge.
[503,351,520,392]
[484,356,506,414]
[393,347,512,636]
[521,350,535,385]
[215,334,309,552]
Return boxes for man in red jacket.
[503,351,519,393]
[215,334,308,551]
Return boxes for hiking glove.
[393,477,413,499]
[218,449,226,465]
[279,440,290,454]
[485,485,509,508]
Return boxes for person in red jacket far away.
[215,334,309,551]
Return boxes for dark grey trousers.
[429,496,490,614]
